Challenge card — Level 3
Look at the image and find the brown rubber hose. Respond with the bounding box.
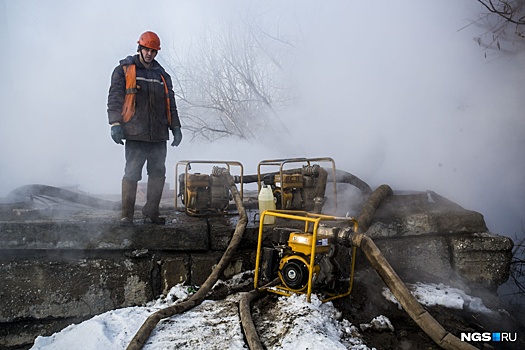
[126,169,247,350]
[351,184,477,350]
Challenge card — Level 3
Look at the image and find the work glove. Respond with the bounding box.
[171,126,182,147]
[111,124,124,145]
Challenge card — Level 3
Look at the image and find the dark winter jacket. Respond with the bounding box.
[107,55,181,142]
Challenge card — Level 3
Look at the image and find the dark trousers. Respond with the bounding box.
[123,140,167,182]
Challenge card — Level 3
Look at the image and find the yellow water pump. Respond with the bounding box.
[254,210,358,302]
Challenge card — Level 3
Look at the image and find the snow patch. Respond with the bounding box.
[31,281,497,349]
[360,315,394,333]
[32,307,153,350]
[254,293,372,350]
[31,288,373,350]
[382,282,494,314]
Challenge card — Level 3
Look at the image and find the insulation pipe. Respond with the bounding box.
[126,168,247,350]
[7,184,120,210]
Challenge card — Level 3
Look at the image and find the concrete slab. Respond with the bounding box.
[451,232,514,286]
[366,191,488,238]
[0,188,515,349]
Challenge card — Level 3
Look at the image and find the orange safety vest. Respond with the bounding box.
[120,64,172,126]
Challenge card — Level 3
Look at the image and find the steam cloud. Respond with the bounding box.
[0,0,523,239]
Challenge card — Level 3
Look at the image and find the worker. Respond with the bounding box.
[107,31,182,226]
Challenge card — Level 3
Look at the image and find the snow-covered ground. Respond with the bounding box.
[30,279,495,350]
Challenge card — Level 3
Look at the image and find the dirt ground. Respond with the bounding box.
[331,268,525,350]
[214,269,525,350]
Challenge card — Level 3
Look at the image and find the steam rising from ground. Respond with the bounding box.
[0,0,523,238]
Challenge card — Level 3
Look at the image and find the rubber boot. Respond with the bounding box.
[121,179,138,226]
[142,176,166,225]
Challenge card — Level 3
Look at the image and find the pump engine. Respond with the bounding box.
[255,211,357,302]
[257,157,337,214]
[178,172,231,214]
[262,165,326,212]
[176,161,243,216]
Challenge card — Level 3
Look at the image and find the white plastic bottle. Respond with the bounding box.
[258,184,276,224]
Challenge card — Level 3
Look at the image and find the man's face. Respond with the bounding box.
[141,47,158,63]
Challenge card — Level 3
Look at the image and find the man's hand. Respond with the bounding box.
[171,126,182,147]
[111,124,124,145]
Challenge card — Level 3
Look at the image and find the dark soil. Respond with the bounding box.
[332,268,525,350]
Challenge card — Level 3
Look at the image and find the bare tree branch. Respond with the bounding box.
[477,0,525,25]
[472,0,525,53]
[162,15,299,141]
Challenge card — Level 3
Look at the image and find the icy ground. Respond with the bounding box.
[30,278,495,350]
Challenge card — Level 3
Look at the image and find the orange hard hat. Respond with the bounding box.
[137,31,161,51]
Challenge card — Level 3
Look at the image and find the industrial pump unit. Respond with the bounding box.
[254,210,358,302]
[175,160,244,216]
[175,157,337,216]
[257,157,337,214]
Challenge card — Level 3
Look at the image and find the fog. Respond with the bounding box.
[0,0,523,238]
